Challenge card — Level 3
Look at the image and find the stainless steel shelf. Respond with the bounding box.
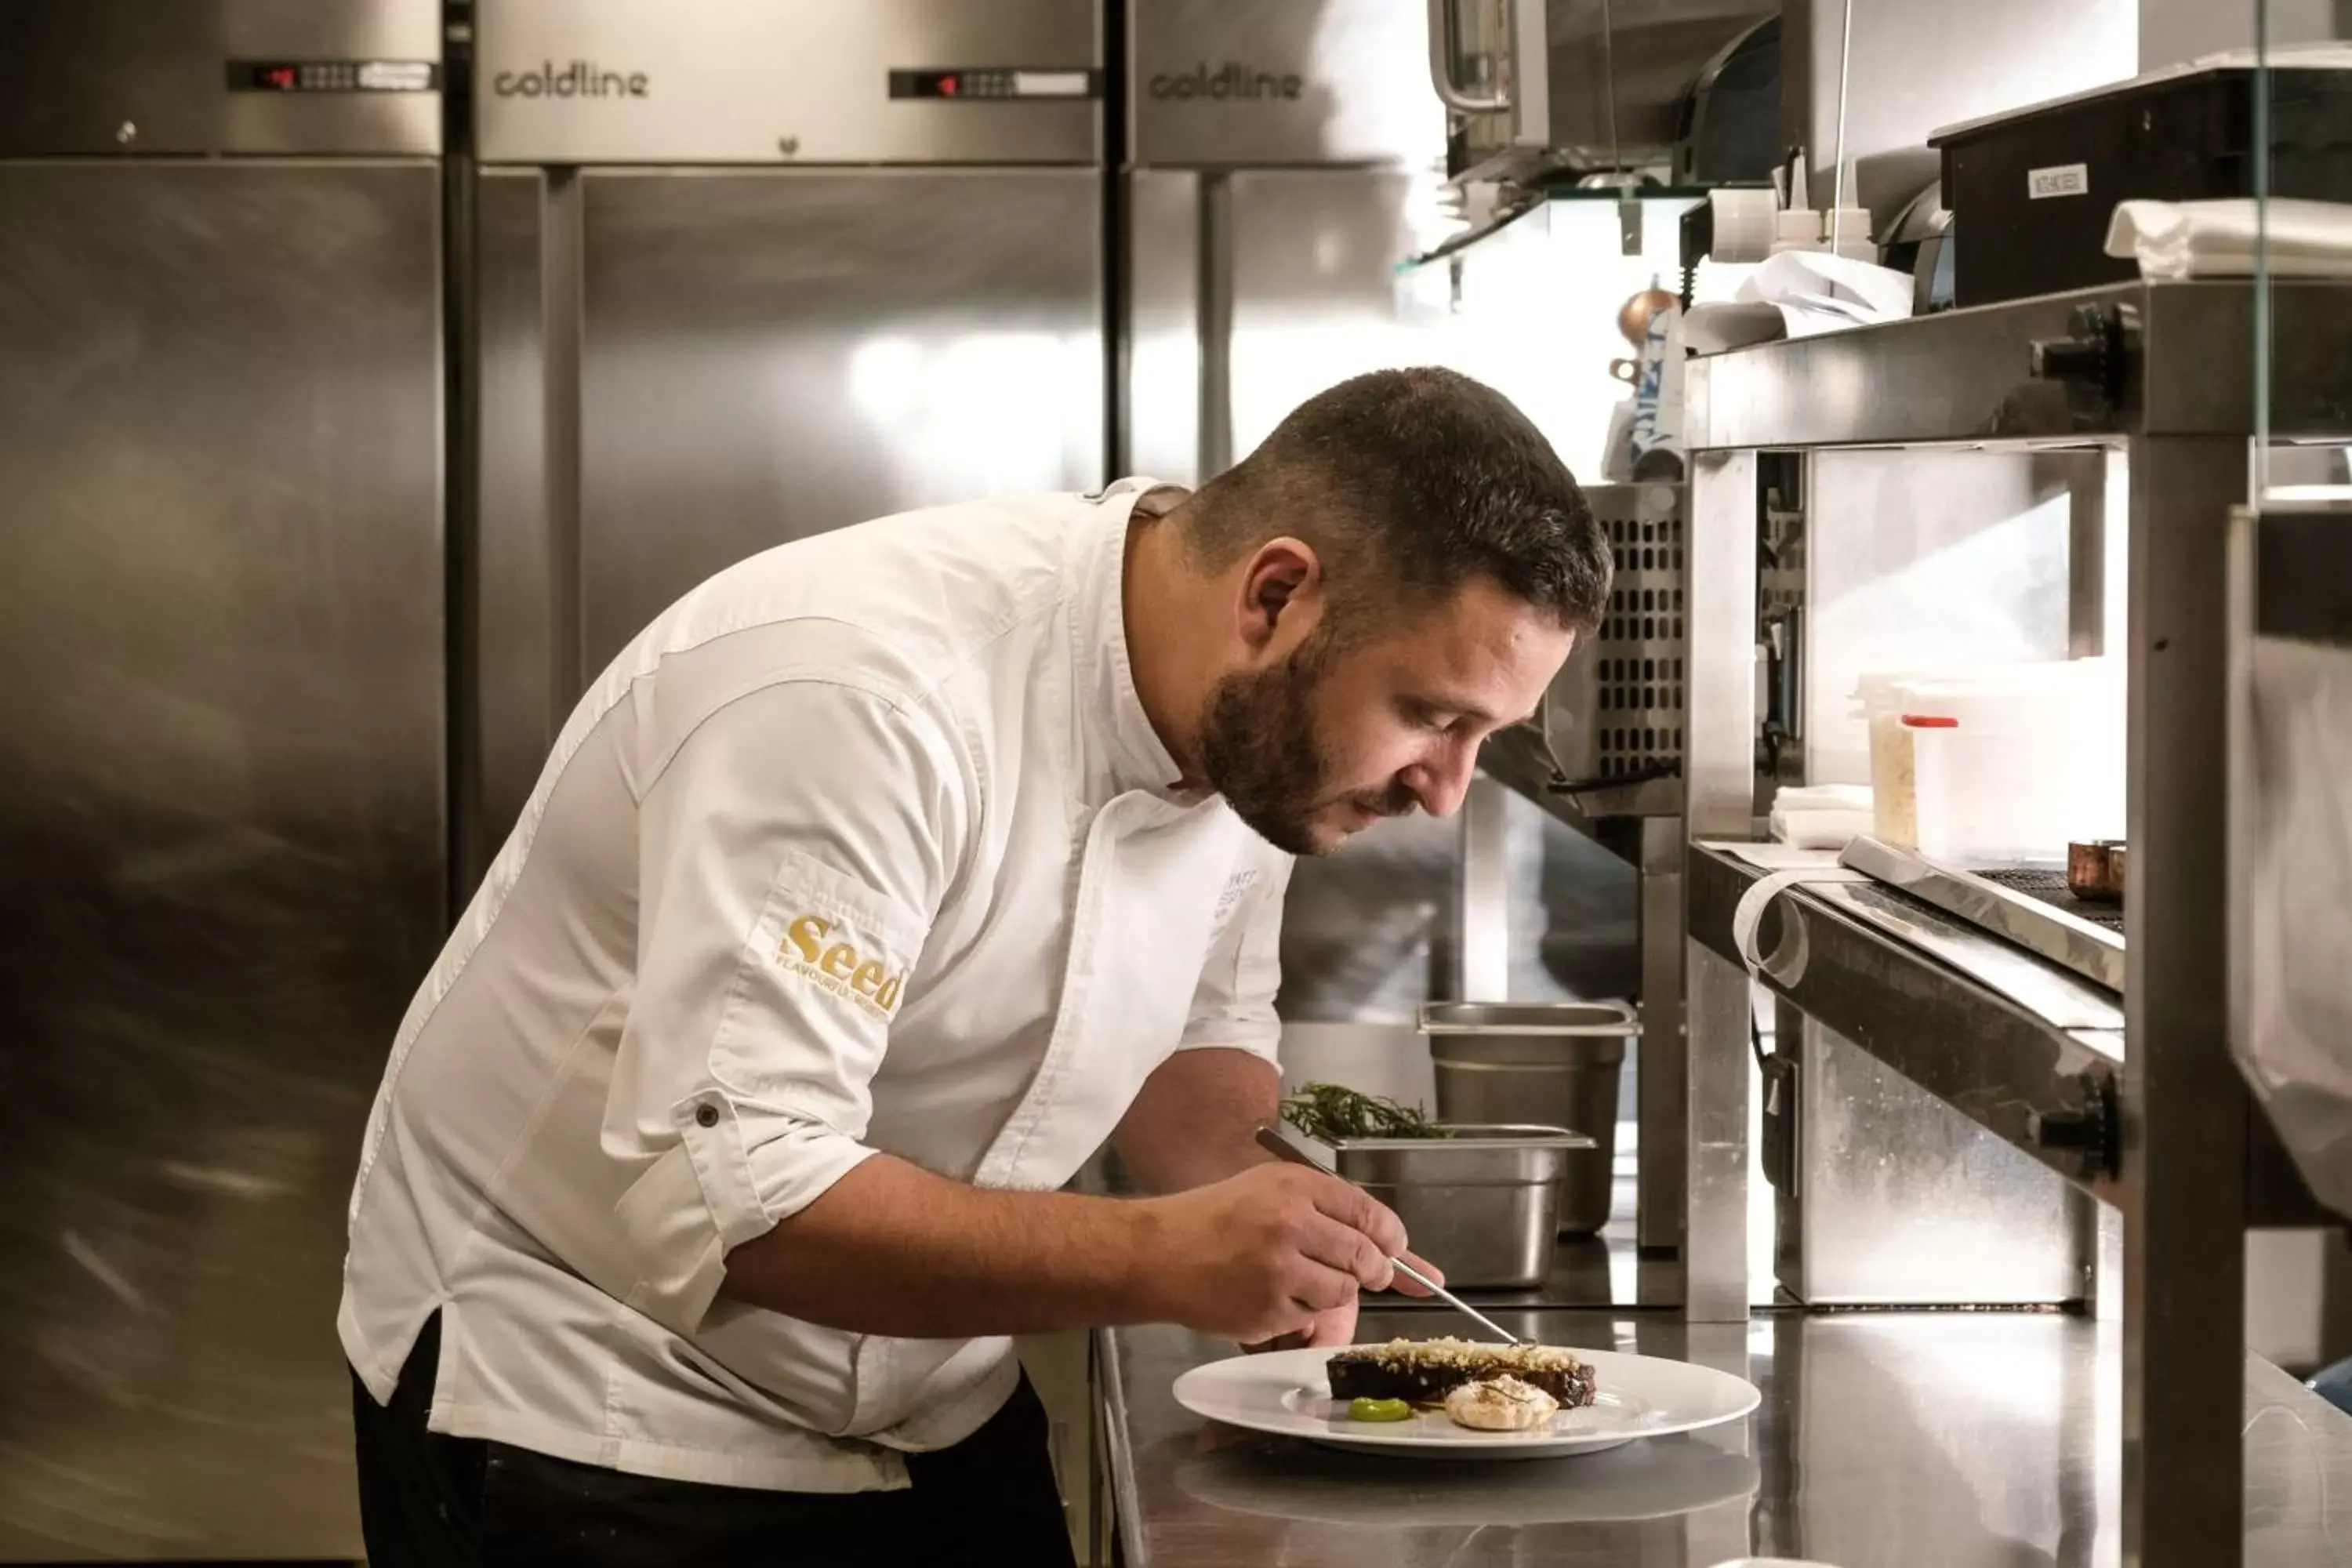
[1687,278,2352,451]
[1688,843,2123,1198]
[1689,843,2336,1229]
[1840,834,2125,993]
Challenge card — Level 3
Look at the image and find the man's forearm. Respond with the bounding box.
[1111,1047,1281,1193]
[720,1153,1166,1338]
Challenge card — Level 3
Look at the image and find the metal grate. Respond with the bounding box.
[1975,867,2128,934]
[1519,484,1689,810]
[1586,498,1687,779]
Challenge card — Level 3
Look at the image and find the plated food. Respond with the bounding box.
[1329,1338,1598,1431]
[1171,1342,1761,1461]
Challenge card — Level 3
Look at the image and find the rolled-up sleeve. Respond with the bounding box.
[607,675,967,1334]
[1174,849,1293,1065]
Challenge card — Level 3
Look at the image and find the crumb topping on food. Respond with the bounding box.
[1331,1337,1589,1375]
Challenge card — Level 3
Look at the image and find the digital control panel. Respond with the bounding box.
[887,67,1098,101]
[227,60,438,93]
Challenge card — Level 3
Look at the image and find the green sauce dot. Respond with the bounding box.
[1347,1396,1413,1422]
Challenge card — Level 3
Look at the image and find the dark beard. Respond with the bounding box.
[1199,639,1413,855]
[1200,649,1327,855]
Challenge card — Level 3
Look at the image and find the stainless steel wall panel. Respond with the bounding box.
[0,158,443,1561]
[1796,448,2083,787]
[476,0,1100,166]
[0,0,441,158]
[1778,1015,2085,1305]
[1129,0,1444,168]
[574,166,1105,676]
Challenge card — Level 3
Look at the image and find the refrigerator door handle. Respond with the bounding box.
[1426,0,1551,146]
[1425,0,1508,114]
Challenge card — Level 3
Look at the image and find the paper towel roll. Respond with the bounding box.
[1709,187,1777,265]
[1730,866,1866,984]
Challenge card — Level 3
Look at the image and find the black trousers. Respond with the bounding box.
[352,1314,1079,1567]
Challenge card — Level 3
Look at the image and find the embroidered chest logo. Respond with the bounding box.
[778,913,906,1020]
[1214,869,1259,924]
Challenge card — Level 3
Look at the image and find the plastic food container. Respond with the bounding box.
[1857,672,1931,846]
[1898,663,2125,866]
[1418,1002,1638,1236]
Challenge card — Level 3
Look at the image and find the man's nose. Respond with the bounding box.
[1407,733,1482,818]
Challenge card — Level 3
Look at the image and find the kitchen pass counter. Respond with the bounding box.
[1098,1305,2352,1567]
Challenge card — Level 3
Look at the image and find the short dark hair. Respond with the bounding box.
[1178,367,1610,635]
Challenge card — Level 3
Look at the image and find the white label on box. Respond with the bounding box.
[2028,162,2090,200]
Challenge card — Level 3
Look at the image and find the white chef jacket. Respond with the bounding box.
[339,478,1292,1492]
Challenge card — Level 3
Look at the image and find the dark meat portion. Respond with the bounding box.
[1327,1339,1598,1410]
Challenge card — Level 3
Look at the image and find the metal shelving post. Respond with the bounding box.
[1682,450,1759,1327]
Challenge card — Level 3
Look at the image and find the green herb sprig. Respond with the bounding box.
[1279,1081,1444,1143]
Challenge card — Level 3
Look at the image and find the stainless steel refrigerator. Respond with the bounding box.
[467,0,1108,867]
[1123,0,1450,484]
[0,2,446,1558]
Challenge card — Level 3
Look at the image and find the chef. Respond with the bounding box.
[340,366,1610,1564]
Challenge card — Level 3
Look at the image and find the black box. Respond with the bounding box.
[1931,64,2352,308]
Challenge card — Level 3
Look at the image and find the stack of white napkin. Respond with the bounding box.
[2105,197,2352,279]
[1767,783,1876,851]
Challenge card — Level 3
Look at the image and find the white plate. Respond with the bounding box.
[1171,1345,1761,1461]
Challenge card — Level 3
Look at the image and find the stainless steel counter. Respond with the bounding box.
[1099,1305,2352,1567]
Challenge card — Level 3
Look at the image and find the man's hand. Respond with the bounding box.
[1134,1162,1425,1346]
[719,1116,1440,1343]
[1243,1245,1445,1352]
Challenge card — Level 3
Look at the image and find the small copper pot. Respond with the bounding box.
[2067,840,2125,902]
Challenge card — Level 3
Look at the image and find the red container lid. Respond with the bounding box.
[1900,713,1960,728]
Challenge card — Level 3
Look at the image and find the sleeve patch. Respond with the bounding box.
[773,908,912,1020]
[752,848,923,1025]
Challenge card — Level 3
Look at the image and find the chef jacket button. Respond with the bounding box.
[695,1103,719,1128]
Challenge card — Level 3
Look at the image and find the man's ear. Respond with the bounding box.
[1236,538,1321,653]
